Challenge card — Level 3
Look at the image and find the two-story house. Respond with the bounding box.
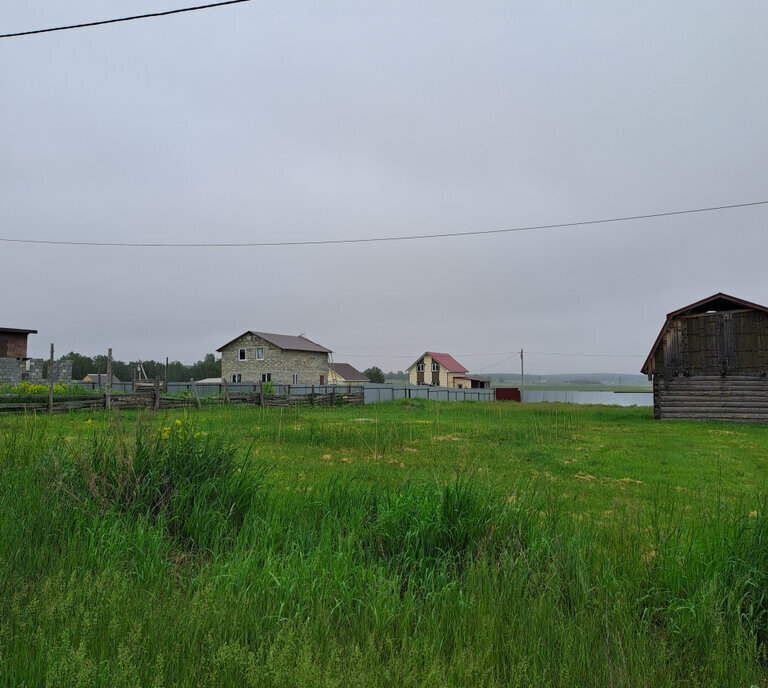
[407,351,490,389]
[217,331,331,385]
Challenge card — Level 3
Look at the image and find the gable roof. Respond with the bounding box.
[408,351,468,373]
[217,331,331,354]
[329,362,369,382]
[641,292,768,374]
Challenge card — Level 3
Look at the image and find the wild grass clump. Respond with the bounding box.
[371,479,510,578]
[58,415,260,552]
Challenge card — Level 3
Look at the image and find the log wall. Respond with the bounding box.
[654,375,768,423]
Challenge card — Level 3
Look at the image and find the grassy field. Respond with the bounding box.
[2,401,768,687]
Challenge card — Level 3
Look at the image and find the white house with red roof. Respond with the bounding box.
[407,352,490,389]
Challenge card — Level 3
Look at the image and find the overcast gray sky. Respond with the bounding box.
[2,1,767,375]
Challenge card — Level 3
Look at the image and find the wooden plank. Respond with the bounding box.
[190,378,201,409]
[106,348,112,410]
[48,343,54,413]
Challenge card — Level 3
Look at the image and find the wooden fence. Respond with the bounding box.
[0,385,365,415]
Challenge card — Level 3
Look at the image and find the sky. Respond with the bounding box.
[2,0,767,376]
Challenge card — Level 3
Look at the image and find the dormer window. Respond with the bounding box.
[417,363,425,372]
[432,363,440,372]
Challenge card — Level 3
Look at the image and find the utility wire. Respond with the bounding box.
[1,199,766,248]
[337,351,645,359]
[0,0,252,39]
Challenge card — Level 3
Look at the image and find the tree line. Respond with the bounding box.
[45,352,221,383]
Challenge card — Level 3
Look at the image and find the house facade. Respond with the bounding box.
[641,293,768,422]
[408,352,491,389]
[217,331,331,386]
[328,363,369,385]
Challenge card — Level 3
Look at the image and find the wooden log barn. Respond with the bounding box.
[641,293,768,423]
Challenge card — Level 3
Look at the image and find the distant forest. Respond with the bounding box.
[45,352,221,383]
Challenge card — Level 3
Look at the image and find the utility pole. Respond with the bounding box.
[520,348,524,401]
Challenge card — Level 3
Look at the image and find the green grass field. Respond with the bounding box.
[2,401,767,687]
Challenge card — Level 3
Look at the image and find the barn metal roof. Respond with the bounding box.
[641,292,768,375]
[217,331,331,353]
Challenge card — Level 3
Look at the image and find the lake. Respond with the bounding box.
[522,390,653,406]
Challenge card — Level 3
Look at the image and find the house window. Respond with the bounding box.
[417,363,425,372]
[261,373,271,383]
[256,347,264,360]
[292,373,299,385]
[238,348,246,361]
[432,363,440,372]
[232,373,241,383]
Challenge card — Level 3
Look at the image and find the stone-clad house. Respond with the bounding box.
[217,331,331,385]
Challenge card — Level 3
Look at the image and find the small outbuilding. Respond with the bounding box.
[0,327,37,359]
[641,293,768,422]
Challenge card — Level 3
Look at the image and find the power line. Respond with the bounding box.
[1,199,766,248]
[337,351,645,360]
[0,0,253,39]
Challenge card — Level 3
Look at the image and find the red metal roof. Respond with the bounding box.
[426,352,468,373]
[641,292,768,375]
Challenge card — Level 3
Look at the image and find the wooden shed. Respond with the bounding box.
[641,293,768,422]
[0,327,37,359]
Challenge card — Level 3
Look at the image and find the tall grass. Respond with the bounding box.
[1,406,767,686]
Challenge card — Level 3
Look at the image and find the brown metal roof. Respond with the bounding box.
[329,362,369,381]
[217,331,331,353]
[641,292,768,375]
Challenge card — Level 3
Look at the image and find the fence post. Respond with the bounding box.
[311,385,315,405]
[105,348,112,410]
[331,385,335,406]
[223,378,230,403]
[259,381,264,407]
[48,343,54,413]
[153,378,160,411]
[190,378,201,409]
